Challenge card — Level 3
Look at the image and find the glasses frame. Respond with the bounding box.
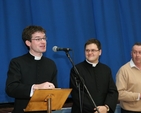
[31,37,47,42]
[85,49,100,53]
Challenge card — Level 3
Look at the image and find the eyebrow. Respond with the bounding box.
[34,36,46,38]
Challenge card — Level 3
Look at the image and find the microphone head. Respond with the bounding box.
[52,46,58,52]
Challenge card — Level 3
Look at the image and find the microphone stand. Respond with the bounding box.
[65,51,100,113]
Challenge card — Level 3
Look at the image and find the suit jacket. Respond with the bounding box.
[6,53,57,113]
[70,60,118,113]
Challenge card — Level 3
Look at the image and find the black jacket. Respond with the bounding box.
[70,60,118,113]
[6,53,57,113]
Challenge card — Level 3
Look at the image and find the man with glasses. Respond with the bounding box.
[116,42,141,113]
[5,25,58,113]
[70,38,118,113]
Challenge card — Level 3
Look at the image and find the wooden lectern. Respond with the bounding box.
[24,88,72,113]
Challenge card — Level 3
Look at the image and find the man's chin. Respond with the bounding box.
[87,59,97,63]
[40,50,46,53]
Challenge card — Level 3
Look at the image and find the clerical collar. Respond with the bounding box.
[29,51,42,60]
[86,59,98,67]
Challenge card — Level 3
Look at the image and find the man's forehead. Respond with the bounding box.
[132,45,141,50]
[32,32,45,37]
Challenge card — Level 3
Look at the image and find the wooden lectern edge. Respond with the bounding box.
[24,88,72,112]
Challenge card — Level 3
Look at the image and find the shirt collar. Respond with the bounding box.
[130,59,135,67]
[29,51,42,60]
[130,59,140,70]
[86,59,98,67]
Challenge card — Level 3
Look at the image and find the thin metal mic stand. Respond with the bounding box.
[65,51,100,113]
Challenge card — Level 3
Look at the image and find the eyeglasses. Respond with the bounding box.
[31,37,47,42]
[85,49,99,53]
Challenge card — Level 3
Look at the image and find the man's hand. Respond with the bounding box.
[94,105,108,113]
[33,82,55,90]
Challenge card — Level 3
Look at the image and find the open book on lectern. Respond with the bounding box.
[24,88,72,112]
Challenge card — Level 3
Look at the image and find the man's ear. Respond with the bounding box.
[25,40,31,47]
[99,49,102,56]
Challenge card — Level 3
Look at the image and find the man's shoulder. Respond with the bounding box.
[75,61,110,68]
[41,56,56,65]
[98,62,111,69]
[75,60,86,66]
[42,56,54,62]
[119,62,130,69]
[11,53,28,61]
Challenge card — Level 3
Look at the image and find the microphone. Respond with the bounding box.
[52,46,72,52]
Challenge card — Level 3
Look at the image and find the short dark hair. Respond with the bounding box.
[22,25,46,43]
[84,38,101,50]
[134,42,141,46]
